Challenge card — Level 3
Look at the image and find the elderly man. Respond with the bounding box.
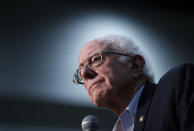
[73,34,194,131]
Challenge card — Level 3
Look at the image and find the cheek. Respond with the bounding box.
[100,62,130,88]
[98,69,113,87]
[99,64,119,84]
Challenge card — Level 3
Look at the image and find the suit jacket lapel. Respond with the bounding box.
[134,82,156,131]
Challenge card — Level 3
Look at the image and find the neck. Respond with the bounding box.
[108,78,147,116]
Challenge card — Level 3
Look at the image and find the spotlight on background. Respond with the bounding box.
[56,11,171,106]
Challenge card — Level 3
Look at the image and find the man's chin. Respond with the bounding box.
[90,91,108,107]
[94,103,105,107]
[92,98,106,107]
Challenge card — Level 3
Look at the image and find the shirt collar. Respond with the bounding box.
[126,84,145,117]
[113,84,145,131]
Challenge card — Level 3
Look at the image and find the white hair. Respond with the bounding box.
[93,34,155,82]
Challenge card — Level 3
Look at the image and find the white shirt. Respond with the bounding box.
[113,84,145,131]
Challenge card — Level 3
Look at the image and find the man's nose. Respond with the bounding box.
[82,66,97,80]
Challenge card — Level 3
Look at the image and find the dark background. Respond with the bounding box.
[0,1,193,131]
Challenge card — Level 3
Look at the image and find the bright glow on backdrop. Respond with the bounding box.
[1,10,174,107]
[52,11,172,106]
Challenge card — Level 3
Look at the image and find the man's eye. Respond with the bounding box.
[89,54,105,68]
[91,55,101,63]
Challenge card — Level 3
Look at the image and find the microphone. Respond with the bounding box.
[81,115,100,131]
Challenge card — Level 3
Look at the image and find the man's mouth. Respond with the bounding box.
[89,79,105,93]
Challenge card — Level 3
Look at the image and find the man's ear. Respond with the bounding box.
[128,55,145,78]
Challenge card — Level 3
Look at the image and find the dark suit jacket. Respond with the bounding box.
[134,63,194,131]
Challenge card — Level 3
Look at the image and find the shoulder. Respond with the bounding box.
[143,63,194,130]
[155,63,194,100]
[158,63,194,85]
[156,63,194,104]
[167,63,194,74]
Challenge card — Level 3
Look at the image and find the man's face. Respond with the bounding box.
[78,41,133,107]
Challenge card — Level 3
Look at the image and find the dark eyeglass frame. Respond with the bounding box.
[73,51,132,85]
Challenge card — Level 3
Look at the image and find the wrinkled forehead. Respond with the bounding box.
[78,40,112,65]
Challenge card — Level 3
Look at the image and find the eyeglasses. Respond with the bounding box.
[73,51,132,84]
